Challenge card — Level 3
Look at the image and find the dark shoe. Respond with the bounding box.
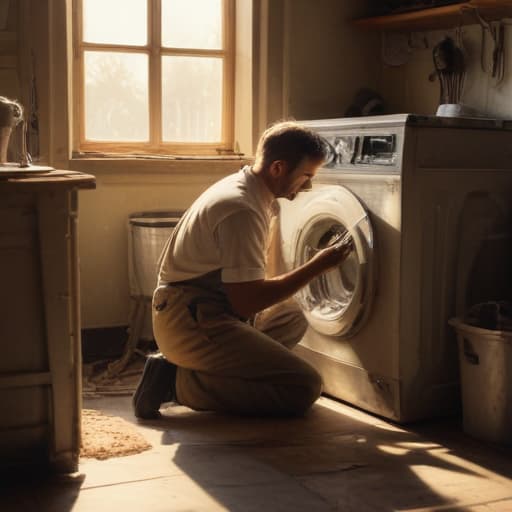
[132,353,177,419]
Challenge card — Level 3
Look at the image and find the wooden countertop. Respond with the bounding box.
[0,169,96,190]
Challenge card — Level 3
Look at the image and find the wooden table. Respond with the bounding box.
[0,170,95,473]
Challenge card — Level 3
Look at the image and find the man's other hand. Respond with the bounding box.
[309,239,354,273]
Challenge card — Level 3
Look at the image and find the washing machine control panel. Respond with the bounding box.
[322,133,398,168]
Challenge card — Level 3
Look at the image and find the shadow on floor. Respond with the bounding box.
[0,471,84,512]
[138,398,512,512]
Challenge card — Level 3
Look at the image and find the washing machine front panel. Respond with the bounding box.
[291,186,376,338]
[277,118,406,419]
[278,176,402,375]
[277,177,402,420]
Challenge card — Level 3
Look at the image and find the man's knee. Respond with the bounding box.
[255,300,309,349]
[284,366,323,416]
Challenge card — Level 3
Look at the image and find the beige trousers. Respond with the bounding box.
[152,284,322,416]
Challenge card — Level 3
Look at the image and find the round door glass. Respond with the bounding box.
[295,217,360,321]
[285,185,376,338]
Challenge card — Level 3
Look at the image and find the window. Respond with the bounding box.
[73,0,235,156]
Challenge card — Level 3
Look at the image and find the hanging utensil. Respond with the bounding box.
[430,37,466,105]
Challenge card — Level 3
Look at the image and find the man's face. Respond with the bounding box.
[275,157,323,201]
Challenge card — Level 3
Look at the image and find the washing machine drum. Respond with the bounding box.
[292,186,376,337]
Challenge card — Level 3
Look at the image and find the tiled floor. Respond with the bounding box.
[2,396,512,511]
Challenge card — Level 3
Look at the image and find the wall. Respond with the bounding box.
[0,0,52,168]
[252,0,380,138]
[20,0,380,329]
[0,1,19,101]
[69,8,512,328]
[74,0,255,328]
[75,0,380,329]
[285,1,380,120]
[379,22,512,117]
[24,0,253,329]
[0,0,24,161]
[234,0,253,156]
[72,160,247,328]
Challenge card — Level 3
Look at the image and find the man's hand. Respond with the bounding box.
[223,239,354,318]
[309,238,354,273]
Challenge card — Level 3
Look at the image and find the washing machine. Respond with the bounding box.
[276,114,512,423]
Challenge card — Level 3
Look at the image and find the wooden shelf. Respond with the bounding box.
[353,0,512,32]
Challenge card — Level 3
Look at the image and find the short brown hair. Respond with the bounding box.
[254,121,326,172]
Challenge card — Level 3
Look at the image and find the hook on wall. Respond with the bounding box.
[460,5,507,85]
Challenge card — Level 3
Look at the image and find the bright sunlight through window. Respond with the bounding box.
[75,0,234,155]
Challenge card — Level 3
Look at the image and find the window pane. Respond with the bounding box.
[162,0,222,49]
[84,52,149,142]
[162,56,223,143]
[83,0,147,45]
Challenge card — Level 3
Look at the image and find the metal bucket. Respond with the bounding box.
[449,318,512,445]
[128,211,182,340]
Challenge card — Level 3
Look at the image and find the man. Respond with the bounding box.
[132,121,353,419]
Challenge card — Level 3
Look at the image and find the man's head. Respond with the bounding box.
[253,121,326,201]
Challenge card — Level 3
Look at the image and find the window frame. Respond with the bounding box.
[72,0,235,156]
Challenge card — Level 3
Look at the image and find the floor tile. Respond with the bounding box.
[3,394,512,512]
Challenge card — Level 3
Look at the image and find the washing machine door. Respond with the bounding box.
[292,186,376,337]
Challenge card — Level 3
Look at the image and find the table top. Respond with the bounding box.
[0,169,96,189]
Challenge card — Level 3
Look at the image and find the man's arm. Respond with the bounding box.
[223,242,353,318]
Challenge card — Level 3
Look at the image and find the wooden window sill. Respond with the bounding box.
[68,155,253,177]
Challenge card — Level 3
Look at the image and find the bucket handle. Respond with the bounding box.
[463,338,479,365]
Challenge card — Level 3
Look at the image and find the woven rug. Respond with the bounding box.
[80,409,151,460]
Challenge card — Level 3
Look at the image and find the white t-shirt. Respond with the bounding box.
[158,166,277,285]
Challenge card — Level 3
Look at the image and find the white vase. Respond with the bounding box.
[436,103,480,118]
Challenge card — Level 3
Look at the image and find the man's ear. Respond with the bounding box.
[268,160,287,178]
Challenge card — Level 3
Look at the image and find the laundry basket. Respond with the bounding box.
[129,211,182,340]
[449,318,512,445]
